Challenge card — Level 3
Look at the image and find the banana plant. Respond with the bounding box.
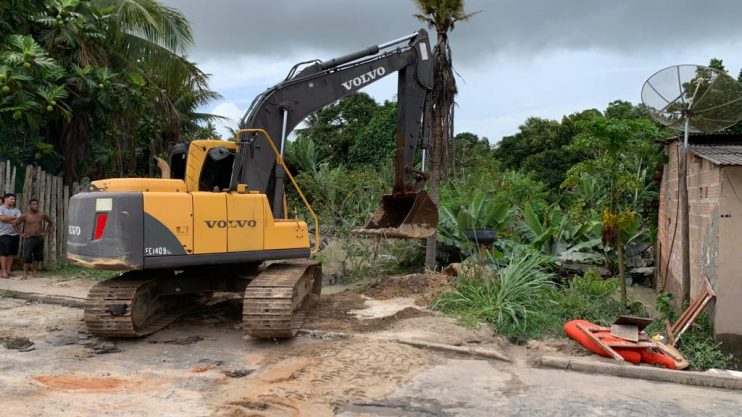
[517,203,605,264]
[438,191,514,255]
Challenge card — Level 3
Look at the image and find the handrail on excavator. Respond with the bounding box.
[234,128,321,254]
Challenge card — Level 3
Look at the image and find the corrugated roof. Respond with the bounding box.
[689,144,742,166]
[657,132,742,145]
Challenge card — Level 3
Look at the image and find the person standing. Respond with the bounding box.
[15,198,53,279]
[0,193,22,278]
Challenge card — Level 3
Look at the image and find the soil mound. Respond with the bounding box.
[363,273,454,306]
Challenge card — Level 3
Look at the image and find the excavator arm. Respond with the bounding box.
[228,30,437,238]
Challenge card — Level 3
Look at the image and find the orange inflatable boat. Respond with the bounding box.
[564,320,685,369]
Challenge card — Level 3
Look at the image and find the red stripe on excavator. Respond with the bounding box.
[93,212,108,240]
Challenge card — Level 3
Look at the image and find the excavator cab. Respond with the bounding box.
[168,143,188,180]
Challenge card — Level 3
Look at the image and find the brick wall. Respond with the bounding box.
[658,142,681,295]
[658,141,721,300]
[687,153,720,298]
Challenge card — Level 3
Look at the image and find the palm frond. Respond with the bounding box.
[96,0,193,53]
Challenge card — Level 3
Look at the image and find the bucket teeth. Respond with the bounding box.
[354,191,438,239]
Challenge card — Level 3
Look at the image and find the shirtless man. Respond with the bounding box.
[0,193,22,278]
[15,198,53,279]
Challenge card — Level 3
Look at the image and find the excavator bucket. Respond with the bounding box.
[355,191,438,239]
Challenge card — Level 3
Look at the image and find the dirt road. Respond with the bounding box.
[1,276,741,416]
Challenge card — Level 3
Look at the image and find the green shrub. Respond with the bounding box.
[433,249,556,342]
[644,293,735,370]
[677,313,737,371]
[552,271,637,326]
[434,265,650,343]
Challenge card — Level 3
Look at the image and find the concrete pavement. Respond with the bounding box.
[338,358,742,417]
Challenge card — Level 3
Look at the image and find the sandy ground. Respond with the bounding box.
[0,273,521,417]
[2,273,737,417]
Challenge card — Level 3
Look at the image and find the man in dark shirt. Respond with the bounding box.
[16,198,53,279]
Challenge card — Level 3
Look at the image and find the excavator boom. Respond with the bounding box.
[230,29,438,238]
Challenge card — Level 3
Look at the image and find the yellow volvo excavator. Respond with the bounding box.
[67,29,438,339]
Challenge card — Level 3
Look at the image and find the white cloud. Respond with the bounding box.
[209,101,244,138]
[165,1,742,143]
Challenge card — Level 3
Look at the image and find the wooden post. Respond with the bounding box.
[38,171,47,268]
[0,161,6,193]
[37,169,46,214]
[56,176,63,266]
[20,165,33,208]
[45,172,53,267]
[9,165,16,193]
[63,185,70,261]
[48,175,58,266]
[2,160,11,193]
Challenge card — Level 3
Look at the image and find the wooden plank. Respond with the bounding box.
[665,319,675,346]
[48,175,58,266]
[56,176,63,265]
[6,161,11,192]
[20,165,33,208]
[34,169,41,201]
[602,341,655,349]
[576,324,624,361]
[654,341,686,363]
[0,161,6,193]
[46,173,52,214]
[45,172,52,266]
[37,169,46,216]
[40,172,48,269]
[63,185,70,260]
[611,324,639,342]
[3,161,9,192]
[9,164,16,193]
[675,292,713,345]
[7,161,13,192]
[671,290,706,334]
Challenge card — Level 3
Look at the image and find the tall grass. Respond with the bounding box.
[433,249,556,335]
[434,259,648,343]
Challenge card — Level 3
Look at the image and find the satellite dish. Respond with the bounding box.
[641,65,742,306]
[641,64,742,138]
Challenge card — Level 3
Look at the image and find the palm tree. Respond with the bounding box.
[413,0,477,269]
[36,0,218,180]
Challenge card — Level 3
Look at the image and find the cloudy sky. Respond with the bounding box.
[161,0,742,142]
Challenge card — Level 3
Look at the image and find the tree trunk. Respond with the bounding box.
[425,103,445,270]
[60,112,90,184]
[424,31,456,271]
[617,242,627,304]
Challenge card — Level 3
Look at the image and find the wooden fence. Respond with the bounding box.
[0,160,84,268]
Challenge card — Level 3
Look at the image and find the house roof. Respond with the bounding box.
[689,144,742,166]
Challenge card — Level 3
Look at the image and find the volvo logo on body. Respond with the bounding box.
[205,220,257,229]
[341,67,386,90]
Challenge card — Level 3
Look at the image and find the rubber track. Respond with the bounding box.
[84,273,185,338]
[243,260,321,338]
